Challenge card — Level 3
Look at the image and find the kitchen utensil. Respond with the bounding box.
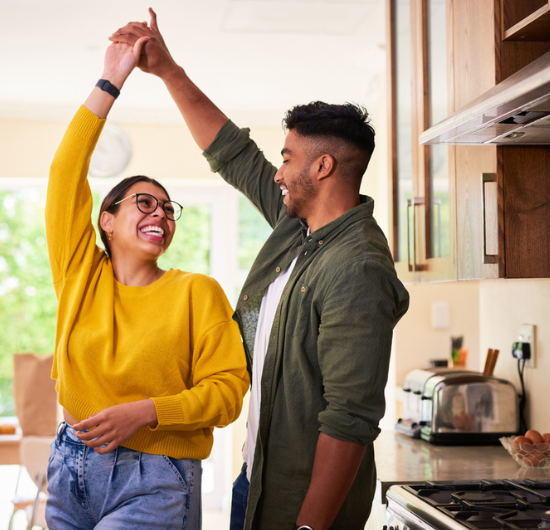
[483,348,500,376]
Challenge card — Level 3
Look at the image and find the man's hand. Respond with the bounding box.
[72,400,158,455]
[110,8,177,79]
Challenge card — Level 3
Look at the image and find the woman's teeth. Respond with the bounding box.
[141,226,164,236]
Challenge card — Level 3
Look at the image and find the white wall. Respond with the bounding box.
[479,279,550,432]
[392,280,481,386]
[391,278,550,434]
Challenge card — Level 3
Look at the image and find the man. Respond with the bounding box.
[112,10,409,530]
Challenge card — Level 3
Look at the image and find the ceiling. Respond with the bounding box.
[0,0,386,125]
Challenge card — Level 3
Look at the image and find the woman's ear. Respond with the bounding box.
[100,211,114,233]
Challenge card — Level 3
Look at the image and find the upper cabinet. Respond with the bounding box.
[388,0,550,281]
[387,0,455,283]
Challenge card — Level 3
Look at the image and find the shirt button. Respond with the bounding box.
[276,267,281,273]
[243,295,248,301]
[301,286,306,292]
[319,240,323,245]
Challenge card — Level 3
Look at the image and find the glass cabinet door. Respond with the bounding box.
[388,0,455,281]
[425,0,454,278]
[389,0,415,280]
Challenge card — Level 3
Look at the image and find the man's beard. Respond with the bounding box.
[285,166,316,218]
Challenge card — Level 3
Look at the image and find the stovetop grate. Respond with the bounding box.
[390,479,550,530]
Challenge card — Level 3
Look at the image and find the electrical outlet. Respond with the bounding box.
[518,324,536,368]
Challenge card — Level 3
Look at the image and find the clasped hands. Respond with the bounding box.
[108,8,176,79]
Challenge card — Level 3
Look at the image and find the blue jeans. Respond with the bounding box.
[46,422,201,529]
[229,462,249,530]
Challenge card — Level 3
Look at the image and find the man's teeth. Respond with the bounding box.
[282,189,289,196]
[141,226,164,236]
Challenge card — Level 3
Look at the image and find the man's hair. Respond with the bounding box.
[283,102,375,183]
[98,175,171,257]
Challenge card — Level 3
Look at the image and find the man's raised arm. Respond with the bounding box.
[110,8,227,150]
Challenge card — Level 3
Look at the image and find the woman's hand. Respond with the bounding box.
[84,34,150,119]
[72,399,158,455]
[102,36,150,90]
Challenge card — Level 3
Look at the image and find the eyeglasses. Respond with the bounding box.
[114,193,183,221]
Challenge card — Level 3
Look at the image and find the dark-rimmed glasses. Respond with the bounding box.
[114,193,183,221]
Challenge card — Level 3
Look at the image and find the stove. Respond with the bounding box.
[386,479,550,530]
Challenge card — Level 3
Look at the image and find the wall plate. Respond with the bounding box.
[518,324,535,368]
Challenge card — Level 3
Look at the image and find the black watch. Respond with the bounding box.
[96,79,121,99]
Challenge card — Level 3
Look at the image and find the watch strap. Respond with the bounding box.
[96,79,121,99]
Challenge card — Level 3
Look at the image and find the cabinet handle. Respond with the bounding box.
[407,197,427,272]
[482,173,498,264]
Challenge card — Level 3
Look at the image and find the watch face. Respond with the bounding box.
[89,123,132,178]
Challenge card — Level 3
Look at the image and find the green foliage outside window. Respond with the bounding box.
[0,190,57,415]
[238,196,272,271]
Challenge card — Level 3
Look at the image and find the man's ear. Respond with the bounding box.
[100,211,114,233]
[315,154,336,181]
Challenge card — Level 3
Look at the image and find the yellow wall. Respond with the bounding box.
[0,116,284,181]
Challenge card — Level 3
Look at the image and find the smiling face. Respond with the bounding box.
[100,181,176,261]
[274,130,317,219]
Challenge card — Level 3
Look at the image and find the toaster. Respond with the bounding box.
[396,368,519,445]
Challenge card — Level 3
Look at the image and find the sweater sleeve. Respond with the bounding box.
[203,120,284,229]
[46,106,106,291]
[150,275,250,431]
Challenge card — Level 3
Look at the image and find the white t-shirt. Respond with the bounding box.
[242,255,298,481]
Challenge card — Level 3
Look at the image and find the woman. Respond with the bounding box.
[45,35,249,529]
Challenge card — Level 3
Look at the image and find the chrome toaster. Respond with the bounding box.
[397,368,519,445]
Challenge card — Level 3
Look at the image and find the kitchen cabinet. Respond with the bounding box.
[448,0,550,279]
[387,0,456,283]
[388,0,550,281]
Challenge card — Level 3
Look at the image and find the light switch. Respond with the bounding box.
[431,301,450,329]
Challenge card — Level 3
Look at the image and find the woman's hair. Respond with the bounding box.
[98,175,171,257]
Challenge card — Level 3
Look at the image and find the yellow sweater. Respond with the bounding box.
[46,106,249,459]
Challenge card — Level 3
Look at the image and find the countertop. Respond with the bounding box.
[373,430,550,503]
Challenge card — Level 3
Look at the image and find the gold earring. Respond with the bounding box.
[107,231,112,241]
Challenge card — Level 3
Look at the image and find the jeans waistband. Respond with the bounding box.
[55,421,84,444]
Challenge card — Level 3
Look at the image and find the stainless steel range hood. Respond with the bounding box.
[420,50,550,145]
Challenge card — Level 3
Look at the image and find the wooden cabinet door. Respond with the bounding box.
[448,0,550,279]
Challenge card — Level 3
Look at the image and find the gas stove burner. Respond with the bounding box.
[455,492,498,502]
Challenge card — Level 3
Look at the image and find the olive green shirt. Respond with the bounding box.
[204,120,409,530]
